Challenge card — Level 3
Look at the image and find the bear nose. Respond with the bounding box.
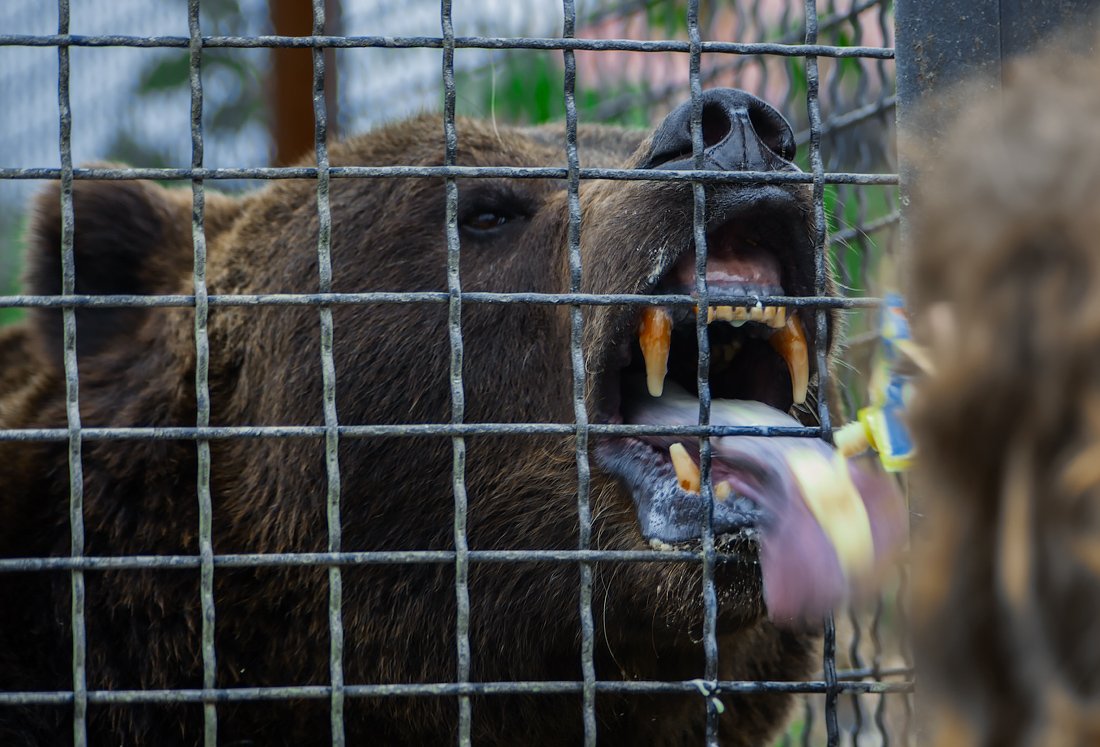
[643,88,797,172]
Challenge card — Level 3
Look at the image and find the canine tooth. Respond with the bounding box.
[769,306,787,329]
[669,443,701,493]
[638,307,673,397]
[695,304,720,325]
[714,481,733,500]
[769,311,809,405]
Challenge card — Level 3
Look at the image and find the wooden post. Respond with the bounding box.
[269,0,341,166]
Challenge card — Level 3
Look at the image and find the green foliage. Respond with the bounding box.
[105,0,267,168]
[645,0,689,37]
[457,53,654,129]
[774,715,806,745]
[140,53,192,93]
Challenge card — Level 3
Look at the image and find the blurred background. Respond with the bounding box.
[0,1,905,743]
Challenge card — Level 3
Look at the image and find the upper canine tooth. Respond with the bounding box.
[769,311,809,405]
[669,443,701,493]
[638,307,673,397]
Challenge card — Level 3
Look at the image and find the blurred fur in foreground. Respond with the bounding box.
[908,42,1100,746]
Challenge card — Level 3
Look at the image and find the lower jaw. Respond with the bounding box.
[593,437,764,544]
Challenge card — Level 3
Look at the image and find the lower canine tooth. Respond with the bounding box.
[638,307,672,397]
[769,311,809,405]
[715,481,732,500]
[669,443,701,493]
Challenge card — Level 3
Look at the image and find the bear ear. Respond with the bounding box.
[25,177,192,368]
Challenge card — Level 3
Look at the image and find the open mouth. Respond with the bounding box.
[593,197,906,623]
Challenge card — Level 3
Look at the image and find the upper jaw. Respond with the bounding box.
[591,188,820,427]
[642,185,817,301]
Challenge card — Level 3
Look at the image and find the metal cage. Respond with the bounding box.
[0,1,915,745]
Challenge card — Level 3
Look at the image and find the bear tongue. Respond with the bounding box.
[627,390,907,624]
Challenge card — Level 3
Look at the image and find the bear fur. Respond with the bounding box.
[908,42,1100,746]
[0,111,820,745]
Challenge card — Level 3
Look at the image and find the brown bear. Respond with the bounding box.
[908,43,1100,746]
[0,88,902,745]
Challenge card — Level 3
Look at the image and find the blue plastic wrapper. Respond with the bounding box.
[836,292,920,472]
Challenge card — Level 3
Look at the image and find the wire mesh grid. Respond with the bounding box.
[0,1,910,745]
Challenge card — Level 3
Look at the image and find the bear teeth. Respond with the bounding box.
[638,306,673,397]
[669,445,733,499]
[768,311,809,406]
[636,305,807,405]
[669,443,701,493]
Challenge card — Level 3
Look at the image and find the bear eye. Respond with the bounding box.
[463,211,511,232]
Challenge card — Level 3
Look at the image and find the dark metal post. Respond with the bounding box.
[896,0,1100,271]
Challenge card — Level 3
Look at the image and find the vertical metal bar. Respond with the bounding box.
[897,560,914,745]
[560,1,596,744]
[847,606,865,745]
[801,695,816,747]
[686,2,719,744]
[439,2,470,744]
[187,1,217,744]
[56,1,86,744]
[803,2,839,746]
[310,1,345,744]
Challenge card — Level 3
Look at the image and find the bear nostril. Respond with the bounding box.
[701,102,732,150]
[747,103,796,162]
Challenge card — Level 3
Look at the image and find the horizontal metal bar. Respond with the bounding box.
[0,679,913,706]
[0,34,894,58]
[0,549,712,573]
[832,665,914,682]
[0,165,899,185]
[0,291,883,310]
[0,422,821,443]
